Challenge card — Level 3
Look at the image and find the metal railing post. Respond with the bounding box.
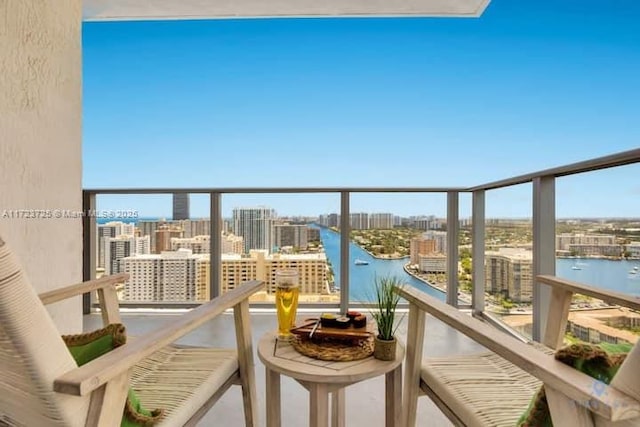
[471,190,485,315]
[340,191,350,313]
[210,192,222,299]
[82,191,97,314]
[446,191,459,307]
[532,176,556,341]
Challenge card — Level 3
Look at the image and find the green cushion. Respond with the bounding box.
[62,323,126,366]
[62,324,163,426]
[517,342,632,427]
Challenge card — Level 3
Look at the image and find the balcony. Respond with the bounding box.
[82,148,640,343]
[2,2,640,425]
[83,309,484,426]
[74,149,640,425]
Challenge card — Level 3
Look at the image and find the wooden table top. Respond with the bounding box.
[257,332,404,384]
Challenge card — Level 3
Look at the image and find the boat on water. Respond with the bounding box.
[571,264,582,270]
[354,259,369,266]
[630,266,639,275]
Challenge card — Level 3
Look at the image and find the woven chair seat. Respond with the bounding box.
[130,345,238,426]
[421,352,541,427]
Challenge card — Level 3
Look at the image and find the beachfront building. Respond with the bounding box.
[567,244,623,257]
[418,253,447,274]
[369,213,394,229]
[556,233,617,254]
[485,248,533,303]
[626,242,640,258]
[410,238,437,265]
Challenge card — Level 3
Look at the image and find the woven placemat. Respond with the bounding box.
[290,335,374,361]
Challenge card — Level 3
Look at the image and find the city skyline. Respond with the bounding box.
[84,1,640,217]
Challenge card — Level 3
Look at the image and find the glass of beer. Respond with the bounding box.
[275,269,300,340]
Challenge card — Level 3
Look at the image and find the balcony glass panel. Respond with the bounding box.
[347,192,449,304]
[95,193,209,304]
[484,184,533,338]
[221,192,339,305]
[556,165,640,347]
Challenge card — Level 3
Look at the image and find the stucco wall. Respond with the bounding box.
[0,0,83,333]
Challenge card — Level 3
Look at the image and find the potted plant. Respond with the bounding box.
[370,275,404,361]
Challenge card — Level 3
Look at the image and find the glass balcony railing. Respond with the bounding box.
[83,148,640,344]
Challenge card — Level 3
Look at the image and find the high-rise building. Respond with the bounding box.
[274,224,309,249]
[180,219,210,238]
[349,213,369,230]
[232,207,276,253]
[154,226,183,253]
[172,193,190,220]
[307,227,320,243]
[328,213,339,228]
[409,238,437,265]
[485,248,533,303]
[411,215,444,230]
[121,248,328,302]
[369,213,394,229]
[171,235,210,254]
[121,249,206,302]
[137,220,165,253]
[423,230,447,253]
[96,221,137,268]
[104,235,150,275]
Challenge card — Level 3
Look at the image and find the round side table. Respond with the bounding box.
[257,332,404,427]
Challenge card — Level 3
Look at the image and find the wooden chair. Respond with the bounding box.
[0,235,263,427]
[398,275,640,427]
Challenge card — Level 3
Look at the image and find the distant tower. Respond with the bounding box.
[232,207,276,254]
[173,193,190,220]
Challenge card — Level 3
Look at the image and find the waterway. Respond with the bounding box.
[318,227,640,302]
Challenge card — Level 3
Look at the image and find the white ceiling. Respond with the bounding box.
[83,0,491,21]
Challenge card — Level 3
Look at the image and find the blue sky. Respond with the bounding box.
[83,0,640,218]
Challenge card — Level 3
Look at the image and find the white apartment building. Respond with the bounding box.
[556,233,617,251]
[233,207,277,253]
[104,235,150,275]
[485,248,533,303]
[121,249,208,302]
[626,242,640,258]
[568,244,622,257]
[369,213,394,229]
[350,213,369,230]
[121,248,328,302]
[418,253,447,274]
